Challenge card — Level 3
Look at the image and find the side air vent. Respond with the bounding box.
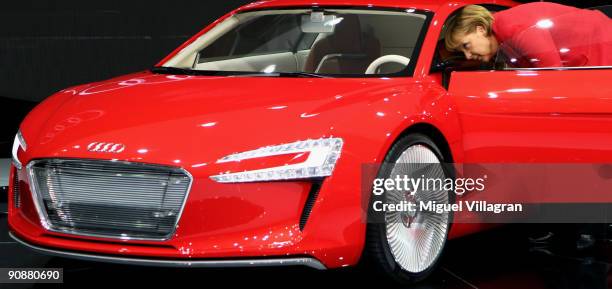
[299,180,323,231]
[13,172,20,208]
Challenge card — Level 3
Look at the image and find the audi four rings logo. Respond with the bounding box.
[87,142,126,153]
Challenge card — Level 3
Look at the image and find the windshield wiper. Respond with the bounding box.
[226,73,281,77]
[151,67,329,78]
[150,66,196,75]
[226,72,328,78]
[277,72,328,78]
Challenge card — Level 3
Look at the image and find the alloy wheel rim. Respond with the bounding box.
[384,144,450,273]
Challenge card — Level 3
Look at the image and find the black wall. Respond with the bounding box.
[1,0,252,102]
[0,0,610,156]
[2,1,608,102]
[0,0,251,155]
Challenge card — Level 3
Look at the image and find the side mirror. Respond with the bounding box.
[430,59,455,73]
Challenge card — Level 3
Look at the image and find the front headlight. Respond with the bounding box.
[12,131,27,170]
[210,137,343,183]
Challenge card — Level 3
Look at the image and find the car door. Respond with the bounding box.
[446,10,612,163]
[433,3,612,221]
[448,68,612,163]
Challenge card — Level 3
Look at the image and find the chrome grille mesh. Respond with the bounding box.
[28,159,191,240]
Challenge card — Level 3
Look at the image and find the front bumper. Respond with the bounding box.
[8,153,366,269]
[9,231,326,269]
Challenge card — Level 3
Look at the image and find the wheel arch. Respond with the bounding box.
[395,122,454,164]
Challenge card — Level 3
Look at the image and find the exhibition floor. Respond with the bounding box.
[1,204,610,288]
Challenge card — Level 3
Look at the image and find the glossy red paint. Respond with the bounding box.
[10,74,463,268]
[16,0,612,271]
[449,69,612,163]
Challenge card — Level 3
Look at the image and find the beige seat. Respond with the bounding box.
[303,15,381,74]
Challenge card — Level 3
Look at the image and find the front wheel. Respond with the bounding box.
[365,133,453,284]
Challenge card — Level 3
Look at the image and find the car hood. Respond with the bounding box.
[22,71,408,167]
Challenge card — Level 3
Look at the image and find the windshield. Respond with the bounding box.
[160,8,428,77]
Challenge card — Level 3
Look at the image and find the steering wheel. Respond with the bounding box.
[365,55,411,74]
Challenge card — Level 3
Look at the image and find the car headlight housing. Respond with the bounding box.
[12,131,27,170]
[210,137,343,183]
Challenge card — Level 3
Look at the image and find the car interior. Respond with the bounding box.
[191,10,426,75]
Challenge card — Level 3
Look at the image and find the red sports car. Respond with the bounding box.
[8,0,612,283]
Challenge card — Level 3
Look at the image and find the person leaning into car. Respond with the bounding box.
[445,1,611,250]
[444,2,612,68]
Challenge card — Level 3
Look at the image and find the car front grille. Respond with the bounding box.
[27,159,192,241]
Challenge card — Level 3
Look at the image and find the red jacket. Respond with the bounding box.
[492,2,612,68]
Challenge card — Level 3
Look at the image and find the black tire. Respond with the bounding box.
[365,133,453,284]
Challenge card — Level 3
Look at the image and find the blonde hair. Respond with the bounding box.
[444,5,494,51]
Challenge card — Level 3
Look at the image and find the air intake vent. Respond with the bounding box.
[299,180,322,231]
[28,159,192,241]
[13,172,20,208]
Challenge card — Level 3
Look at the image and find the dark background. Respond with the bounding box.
[0,0,610,156]
[0,0,252,156]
